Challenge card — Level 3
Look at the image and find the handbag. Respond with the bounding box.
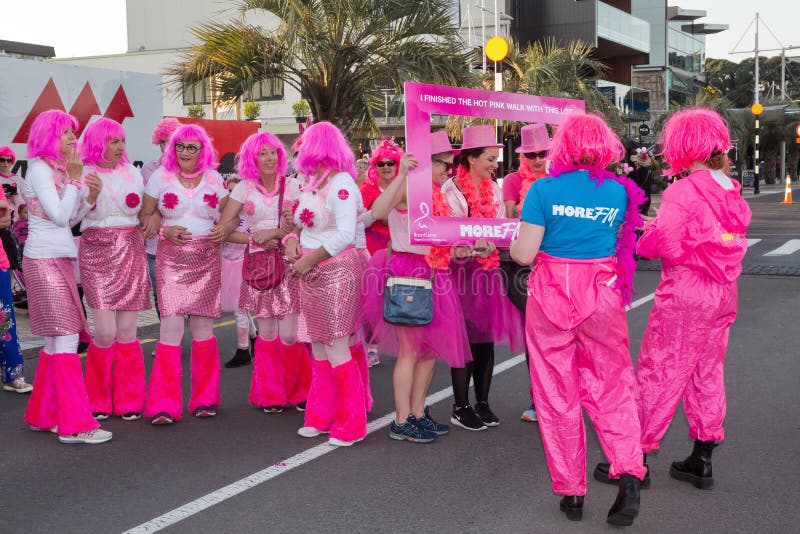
[382,243,435,326]
[242,176,286,291]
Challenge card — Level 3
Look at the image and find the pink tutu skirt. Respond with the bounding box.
[23,256,89,336]
[79,226,152,311]
[360,250,471,367]
[239,261,301,319]
[156,237,221,318]
[450,258,525,352]
[299,247,362,344]
[221,256,244,312]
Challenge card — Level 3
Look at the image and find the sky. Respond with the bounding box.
[1,0,797,61]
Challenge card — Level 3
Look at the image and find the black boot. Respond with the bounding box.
[593,454,651,488]
[224,348,252,368]
[559,496,584,521]
[606,474,640,526]
[669,440,716,489]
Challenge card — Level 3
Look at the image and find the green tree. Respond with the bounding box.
[169,0,474,136]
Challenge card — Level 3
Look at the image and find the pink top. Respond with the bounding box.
[388,209,429,255]
[637,169,751,284]
[502,171,523,202]
[80,163,145,231]
[231,177,299,254]
[145,168,229,236]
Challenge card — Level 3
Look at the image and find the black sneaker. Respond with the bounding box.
[450,404,487,431]
[474,401,499,427]
[389,416,437,443]
[413,406,450,435]
[295,402,306,412]
[225,348,251,368]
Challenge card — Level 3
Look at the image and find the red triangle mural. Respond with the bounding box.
[12,78,66,143]
[104,85,135,124]
[68,82,102,137]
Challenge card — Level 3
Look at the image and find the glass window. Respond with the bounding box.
[182,79,211,105]
[245,78,285,102]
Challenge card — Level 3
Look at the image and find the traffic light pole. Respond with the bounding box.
[754,117,760,195]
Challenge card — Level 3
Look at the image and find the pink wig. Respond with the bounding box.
[26,110,79,160]
[367,138,404,184]
[151,117,181,145]
[79,118,129,167]
[236,131,288,181]
[160,124,218,174]
[0,146,15,164]
[293,122,356,180]
[660,107,730,174]
[548,112,625,172]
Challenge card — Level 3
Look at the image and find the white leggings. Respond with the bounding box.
[311,336,352,367]
[234,310,257,349]
[257,313,299,345]
[159,315,214,346]
[91,309,139,348]
[44,334,80,354]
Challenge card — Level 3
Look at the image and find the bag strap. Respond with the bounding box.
[275,174,286,231]
[385,240,435,282]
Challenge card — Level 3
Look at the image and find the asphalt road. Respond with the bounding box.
[2,186,798,533]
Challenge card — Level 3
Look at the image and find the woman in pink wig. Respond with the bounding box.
[361,131,471,443]
[595,108,751,491]
[285,121,367,447]
[78,118,151,421]
[22,110,111,444]
[510,112,646,525]
[211,131,311,413]
[441,124,524,432]
[360,138,404,256]
[139,123,229,424]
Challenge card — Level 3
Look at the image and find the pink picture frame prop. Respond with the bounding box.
[404,82,585,246]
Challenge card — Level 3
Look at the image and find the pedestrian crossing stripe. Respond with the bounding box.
[763,239,800,257]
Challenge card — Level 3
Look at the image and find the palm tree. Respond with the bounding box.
[168,0,475,136]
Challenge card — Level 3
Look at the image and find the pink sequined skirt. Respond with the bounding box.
[79,226,151,311]
[239,258,301,319]
[156,237,221,318]
[299,247,362,344]
[23,256,89,336]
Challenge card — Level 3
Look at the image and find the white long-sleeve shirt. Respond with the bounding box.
[23,159,92,259]
[144,168,229,236]
[80,163,145,231]
[295,172,361,257]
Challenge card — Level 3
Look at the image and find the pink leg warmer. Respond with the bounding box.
[112,340,146,416]
[282,341,312,406]
[350,344,373,413]
[189,336,221,415]
[24,350,58,430]
[329,359,367,443]
[249,336,287,408]
[144,342,184,420]
[84,341,114,415]
[52,353,100,436]
[303,358,337,431]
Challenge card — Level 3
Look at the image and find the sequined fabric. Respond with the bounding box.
[79,226,151,311]
[156,237,221,318]
[23,256,89,336]
[298,248,362,344]
[239,259,301,319]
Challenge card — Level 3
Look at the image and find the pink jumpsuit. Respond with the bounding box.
[635,169,751,452]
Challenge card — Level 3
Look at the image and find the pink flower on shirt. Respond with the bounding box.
[162,192,179,210]
[243,200,255,216]
[203,193,220,209]
[126,192,141,208]
[299,207,315,228]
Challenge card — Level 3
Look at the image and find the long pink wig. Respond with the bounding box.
[160,124,218,174]
[80,118,130,167]
[0,146,16,164]
[367,138,404,184]
[235,131,288,181]
[26,110,79,160]
[293,121,356,180]
[151,117,181,145]
[548,112,625,172]
[660,107,730,175]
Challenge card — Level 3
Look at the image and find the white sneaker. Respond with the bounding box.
[58,428,113,444]
[297,426,328,438]
[366,347,380,368]
[29,425,58,434]
[3,377,33,393]
[328,436,364,447]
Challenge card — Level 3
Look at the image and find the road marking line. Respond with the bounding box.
[124,290,657,533]
[763,239,800,257]
[747,238,762,248]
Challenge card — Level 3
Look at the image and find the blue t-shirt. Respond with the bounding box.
[520,170,628,259]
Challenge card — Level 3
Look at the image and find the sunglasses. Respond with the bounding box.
[375,160,396,168]
[523,151,548,159]
[174,143,201,154]
[432,158,454,171]
[0,158,13,164]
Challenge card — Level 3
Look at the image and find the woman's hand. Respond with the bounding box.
[164,225,191,245]
[471,238,496,258]
[398,153,419,176]
[280,208,294,232]
[284,239,301,261]
[452,246,472,259]
[290,254,314,276]
[251,228,280,247]
[140,212,161,240]
[84,171,103,204]
[66,148,83,181]
[208,223,228,243]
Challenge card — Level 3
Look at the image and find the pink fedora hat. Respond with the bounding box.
[515,123,552,154]
[459,124,504,151]
[431,130,457,156]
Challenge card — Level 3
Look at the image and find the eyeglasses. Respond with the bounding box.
[0,158,12,164]
[375,160,396,168]
[174,143,201,154]
[432,158,453,171]
[523,151,548,159]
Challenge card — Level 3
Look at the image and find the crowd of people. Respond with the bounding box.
[0,104,750,527]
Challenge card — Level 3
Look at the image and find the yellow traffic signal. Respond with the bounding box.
[751,103,763,115]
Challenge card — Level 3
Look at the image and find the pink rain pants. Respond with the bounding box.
[526,254,646,496]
